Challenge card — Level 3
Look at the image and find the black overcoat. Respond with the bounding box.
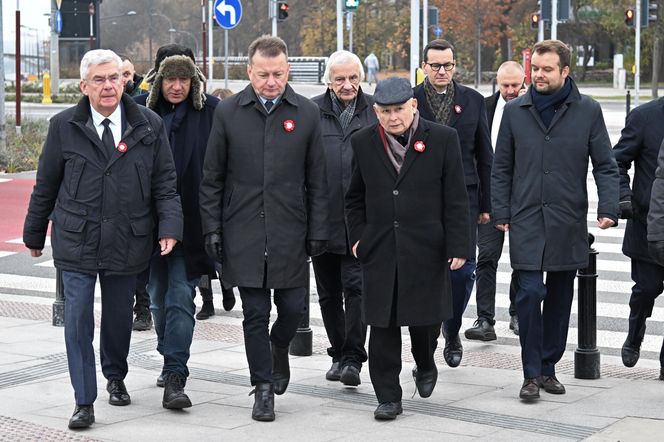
[199,84,328,288]
[311,88,377,254]
[492,80,619,271]
[345,117,470,327]
[647,139,664,241]
[23,94,183,275]
[613,97,664,262]
[135,93,219,279]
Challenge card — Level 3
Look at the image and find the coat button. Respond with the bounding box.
[544,170,550,174]
[102,217,108,222]
[393,190,399,195]
[393,221,399,227]
[105,171,110,176]
[543,202,548,207]
[260,211,265,218]
[545,136,551,141]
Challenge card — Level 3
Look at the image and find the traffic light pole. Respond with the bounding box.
[336,0,343,51]
[271,0,277,36]
[635,0,641,107]
[551,0,558,40]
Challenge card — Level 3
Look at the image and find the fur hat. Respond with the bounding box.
[145,47,206,110]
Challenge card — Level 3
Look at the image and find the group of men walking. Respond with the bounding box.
[21,32,664,430]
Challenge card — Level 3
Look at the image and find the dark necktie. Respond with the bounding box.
[101,118,115,156]
[265,100,274,112]
[396,134,408,146]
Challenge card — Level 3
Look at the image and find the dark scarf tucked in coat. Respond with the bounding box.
[330,91,356,131]
[157,98,189,193]
[423,77,456,126]
[530,77,573,128]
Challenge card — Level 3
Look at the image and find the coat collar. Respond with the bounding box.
[519,77,581,133]
[238,83,300,110]
[413,80,468,127]
[315,87,371,116]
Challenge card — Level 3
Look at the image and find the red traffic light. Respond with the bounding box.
[625,8,635,27]
[530,13,540,30]
[277,1,289,20]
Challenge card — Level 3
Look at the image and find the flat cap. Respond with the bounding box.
[373,77,413,106]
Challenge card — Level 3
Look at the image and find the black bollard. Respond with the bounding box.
[574,233,600,379]
[52,268,65,327]
[289,263,312,356]
[626,90,631,115]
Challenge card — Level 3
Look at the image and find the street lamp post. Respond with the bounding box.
[151,12,177,45]
[88,2,95,50]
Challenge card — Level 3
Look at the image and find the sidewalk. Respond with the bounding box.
[1,292,664,441]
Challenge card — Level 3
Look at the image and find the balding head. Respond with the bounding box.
[496,61,525,101]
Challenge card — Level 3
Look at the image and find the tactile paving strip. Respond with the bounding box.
[0,415,100,441]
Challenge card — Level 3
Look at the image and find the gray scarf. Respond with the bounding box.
[424,77,455,126]
[383,111,420,173]
[330,91,356,131]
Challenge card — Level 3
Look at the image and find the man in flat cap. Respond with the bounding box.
[345,76,470,420]
[135,44,220,409]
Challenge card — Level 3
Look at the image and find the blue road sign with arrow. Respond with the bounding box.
[214,0,242,30]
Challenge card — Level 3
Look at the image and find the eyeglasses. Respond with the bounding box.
[333,75,360,86]
[425,62,456,72]
[87,75,121,86]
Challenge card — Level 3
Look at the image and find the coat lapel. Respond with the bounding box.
[371,126,398,181]
[447,81,468,128]
[395,120,428,186]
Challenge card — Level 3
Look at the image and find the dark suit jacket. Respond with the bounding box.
[485,91,500,126]
[613,97,664,262]
[413,80,493,214]
[345,117,470,327]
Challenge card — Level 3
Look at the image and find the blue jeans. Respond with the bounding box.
[148,254,199,378]
[62,270,136,405]
[443,260,476,337]
[516,270,575,379]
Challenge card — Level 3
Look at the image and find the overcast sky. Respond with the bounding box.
[2,0,51,48]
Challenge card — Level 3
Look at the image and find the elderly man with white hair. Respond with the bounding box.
[311,50,377,386]
[23,49,182,429]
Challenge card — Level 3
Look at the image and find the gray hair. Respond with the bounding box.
[322,50,365,84]
[80,49,122,80]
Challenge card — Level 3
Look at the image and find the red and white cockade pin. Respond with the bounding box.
[117,142,128,153]
[283,119,295,132]
[454,104,462,114]
[413,140,426,153]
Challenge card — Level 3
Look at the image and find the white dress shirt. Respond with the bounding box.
[490,94,507,150]
[90,104,122,149]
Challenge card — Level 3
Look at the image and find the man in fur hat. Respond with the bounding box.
[135,44,219,409]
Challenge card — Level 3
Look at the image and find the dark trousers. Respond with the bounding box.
[133,267,150,314]
[312,252,367,368]
[515,270,575,379]
[369,324,440,403]
[628,259,664,364]
[239,286,306,385]
[443,260,476,337]
[476,222,518,321]
[62,270,136,406]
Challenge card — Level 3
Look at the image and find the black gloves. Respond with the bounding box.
[648,241,664,266]
[618,199,633,219]
[306,240,327,257]
[204,232,223,263]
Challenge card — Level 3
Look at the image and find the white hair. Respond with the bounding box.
[80,49,122,80]
[322,50,365,84]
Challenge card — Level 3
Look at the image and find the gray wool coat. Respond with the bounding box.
[491,79,619,271]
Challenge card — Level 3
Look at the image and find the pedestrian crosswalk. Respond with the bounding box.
[0,171,662,366]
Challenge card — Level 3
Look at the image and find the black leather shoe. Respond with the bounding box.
[222,286,236,311]
[464,319,497,341]
[443,334,463,368]
[156,372,165,388]
[162,372,192,409]
[340,365,361,386]
[68,405,94,429]
[196,301,215,320]
[251,383,275,422]
[107,379,131,406]
[271,343,290,395]
[509,315,519,335]
[519,378,540,401]
[412,365,438,398]
[374,401,403,420]
[132,311,152,331]
[326,361,341,381]
[540,375,565,394]
[621,339,641,368]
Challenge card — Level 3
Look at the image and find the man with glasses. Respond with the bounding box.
[311,50,376,387]
[413,39,493,369]
[23,49,182,429]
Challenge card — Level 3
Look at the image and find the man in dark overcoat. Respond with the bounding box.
[467,61,525,341]
[311,49,377,386]
[346,77,470,420]
[135,44,220,409]
[199,35,328,422]
[413,39,493,368]
[613,97,664,374]
[492,40,619,401]
[23,49,182,429]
